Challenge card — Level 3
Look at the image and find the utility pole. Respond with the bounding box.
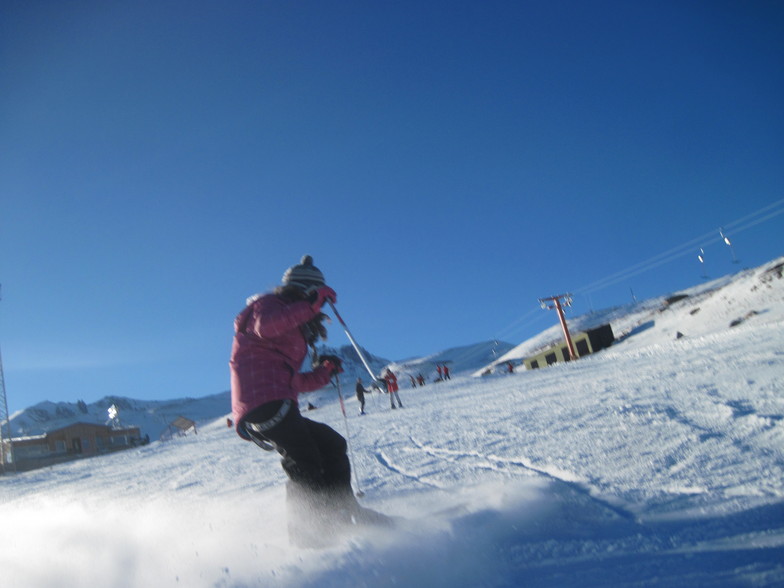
[0,285,16,474]
[539,293,577,361]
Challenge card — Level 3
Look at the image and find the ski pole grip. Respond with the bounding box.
[327,300,379,383]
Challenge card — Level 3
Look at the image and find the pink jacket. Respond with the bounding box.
[230,293,333,440]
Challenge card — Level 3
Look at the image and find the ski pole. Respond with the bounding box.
[333,373,365,497]
[327,300,383,387]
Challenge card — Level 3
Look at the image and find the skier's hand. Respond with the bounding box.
[319,354,343,375]
[321,360,343,376]
[310,286,337,312]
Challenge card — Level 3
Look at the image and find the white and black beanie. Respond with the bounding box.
[281,255,326,293]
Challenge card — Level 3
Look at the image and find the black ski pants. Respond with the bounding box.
[246,400,353,499]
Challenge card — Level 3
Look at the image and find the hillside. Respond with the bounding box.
[482,256,784,372]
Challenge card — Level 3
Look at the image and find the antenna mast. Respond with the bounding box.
[0,285,16,473]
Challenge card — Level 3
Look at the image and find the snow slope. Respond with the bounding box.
[1,257,783,587]
[485,257,784,370]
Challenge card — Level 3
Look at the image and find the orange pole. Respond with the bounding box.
[539,294,578,361]
[553,297,577,360]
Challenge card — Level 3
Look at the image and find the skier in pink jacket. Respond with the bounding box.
[230,255,389,547]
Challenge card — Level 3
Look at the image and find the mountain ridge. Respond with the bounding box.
[7,340,513,440]
[8,255,783,441]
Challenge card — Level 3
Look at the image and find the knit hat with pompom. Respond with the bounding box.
[281,255,326,293]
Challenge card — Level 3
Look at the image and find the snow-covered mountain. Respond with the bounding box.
[1,255,783,588]
[7,340,513,440]
[8,393,232,441]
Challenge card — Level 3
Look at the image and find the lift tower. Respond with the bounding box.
[539,293,578,361]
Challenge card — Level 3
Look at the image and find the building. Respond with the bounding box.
[9,422,145,472]
[160,416,197,441]
[524,324,615,370]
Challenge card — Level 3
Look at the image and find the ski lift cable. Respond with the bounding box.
[723,204,784,237]
[488,197,784,344]
[574,229,720,296]
[489,305,552,350]
[574,198,784,296]
[718,197,784,234]
[492,306,545,339]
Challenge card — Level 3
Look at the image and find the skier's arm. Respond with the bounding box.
[291,366,332,393]
[291,358,340,393]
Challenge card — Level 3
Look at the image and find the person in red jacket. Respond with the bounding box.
[230,255,388,547]
[384,368,403,409]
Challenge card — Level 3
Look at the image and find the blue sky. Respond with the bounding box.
[1,1,782,413]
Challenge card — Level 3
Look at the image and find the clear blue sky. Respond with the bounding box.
[2,1,782,413]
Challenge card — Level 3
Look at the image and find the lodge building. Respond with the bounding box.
[524,324,615,370]
[7,422,144,472]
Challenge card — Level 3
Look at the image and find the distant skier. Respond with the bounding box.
[229,255,390,547]
[384,368,403,409]
[443,364,451,380]
[355,377,367,415]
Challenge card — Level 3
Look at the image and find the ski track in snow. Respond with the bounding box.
[406,435,640,523]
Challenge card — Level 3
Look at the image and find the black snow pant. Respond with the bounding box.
[245,400,393,548]
[244,400,354,502]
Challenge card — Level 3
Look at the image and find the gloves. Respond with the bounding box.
[319,354,344,375]
[309,286,337,312]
